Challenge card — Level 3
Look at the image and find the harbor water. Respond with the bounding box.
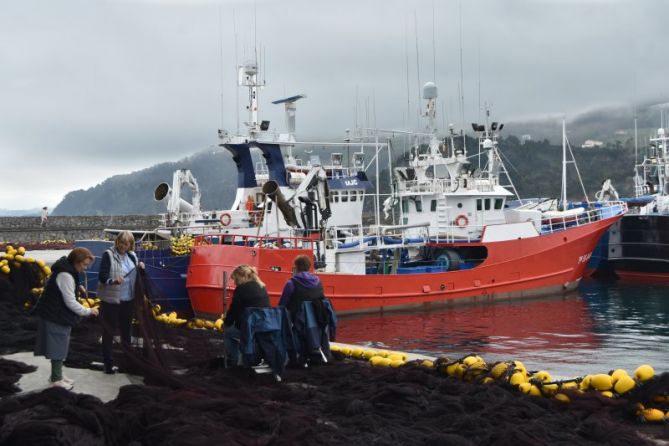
[337,278,669,379]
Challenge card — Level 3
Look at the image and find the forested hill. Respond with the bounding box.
[52,136,638,217]
[52,150,237,216]
[496,136,636,200]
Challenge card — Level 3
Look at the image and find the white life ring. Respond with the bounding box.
[220,213,232,226]
[454,214,469,227]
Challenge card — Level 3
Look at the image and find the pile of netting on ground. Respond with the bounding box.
[1,270,668,445]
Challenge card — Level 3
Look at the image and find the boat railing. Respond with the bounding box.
[192,232,319,250]
[537,201,627,234]
[157,208,265,232]
[397,178,454,193]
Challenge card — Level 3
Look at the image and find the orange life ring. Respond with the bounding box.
[454,214,469,227]
[220,213,232,226]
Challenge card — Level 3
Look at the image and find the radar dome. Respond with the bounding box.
[422,82,438,100]
[243,61,258,76]
[658,128,665,136]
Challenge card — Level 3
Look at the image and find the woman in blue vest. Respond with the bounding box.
[34,247,99,390]
[97,231,144,374]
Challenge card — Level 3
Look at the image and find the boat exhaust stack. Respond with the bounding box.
[262,180,299,227]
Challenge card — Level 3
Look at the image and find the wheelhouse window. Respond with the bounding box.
[330,191,339,203]
[494,198,504,210]
[415,199,422,212]
[402,199,408,213]
[431,200,437,212]
[341,191,348,202]
[477,199,482,211]
[485,198,491,210]
[350,190,357,202]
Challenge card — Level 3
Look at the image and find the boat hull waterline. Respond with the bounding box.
[186,216,620,318]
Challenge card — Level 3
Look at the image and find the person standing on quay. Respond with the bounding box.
[34,247,99,390]
[40,206,48,227]
[97,231,144,374]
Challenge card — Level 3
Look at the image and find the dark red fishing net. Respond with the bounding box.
[1,268,668,445]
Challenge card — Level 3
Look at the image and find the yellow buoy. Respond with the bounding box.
[642,408,665,422]
[14,255,24,262]
[560,381,578,390]
[541,383,559,396]
[375,356,392,367]
[528,385,542,397]
[340,347,352,356]
[634,364,654,382]
[203,320,215,330]
[600,390,614,398]
[369,356,384,366]
[36,259,45,268]
[579,375,591,391]
[513,360,527,375]
[610,369,628,384]
[590,374,613,391]
[389,359,404,368]
[509,372,527,386]
[490,362,508,379]
[421,360,434,369]
[42,266,52,276]
[554,393,570,403]
[518,382,532,394]
[481,377,494,385]
[351,348,365,359]
[17,247,26,255]
[388,353,407,362]
[214,319,223,331]
[0,265,9,274]
[531,371,552,383]
[613,375,636,395]
[362,350,379,360]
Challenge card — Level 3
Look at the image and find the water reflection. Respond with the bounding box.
[337,279,669,378]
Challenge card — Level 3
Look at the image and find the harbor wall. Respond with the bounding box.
[0,215,162,243]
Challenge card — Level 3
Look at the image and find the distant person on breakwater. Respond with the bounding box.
[40,206,48,227]
[223,264,270,365]
[97,231,144,374]
[33,247,99,390]
[279,255,325,319]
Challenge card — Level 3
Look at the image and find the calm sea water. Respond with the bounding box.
[337,278,669,378]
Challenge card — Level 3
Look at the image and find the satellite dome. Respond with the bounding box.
[658,128,665,136]
[483,139,493,149]
[243,61,258,76]
[422,82,438,100]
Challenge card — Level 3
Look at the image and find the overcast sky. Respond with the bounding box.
[1,0,667,210]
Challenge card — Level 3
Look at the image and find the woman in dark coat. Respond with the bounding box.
[224,264,270,364]
[34,247,99,390]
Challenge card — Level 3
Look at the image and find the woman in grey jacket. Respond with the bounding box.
[97,231,144,374]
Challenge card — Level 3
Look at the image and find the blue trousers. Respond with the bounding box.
[223,325,241,364]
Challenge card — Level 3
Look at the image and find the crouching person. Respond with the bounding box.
[224,265,270,364]
[34,247,99,389]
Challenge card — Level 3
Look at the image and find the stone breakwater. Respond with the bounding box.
[0,215,162,243]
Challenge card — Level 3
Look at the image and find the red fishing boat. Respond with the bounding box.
[185,78,626,318]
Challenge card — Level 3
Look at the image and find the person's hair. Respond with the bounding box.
[294,255,311,272]
[115,231,135,250]
[231,264,265,288]
[68,247,94,265]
